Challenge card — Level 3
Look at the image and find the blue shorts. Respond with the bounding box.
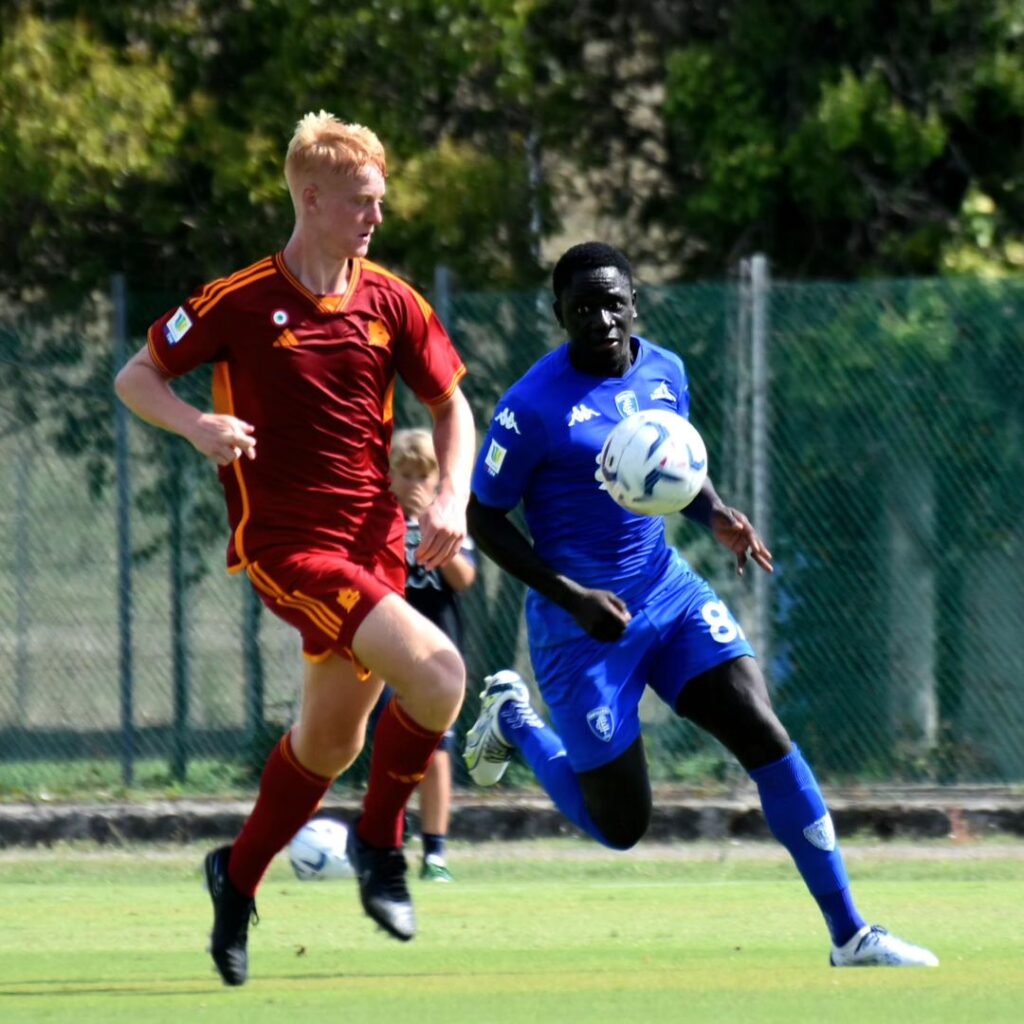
[529,565,754,772]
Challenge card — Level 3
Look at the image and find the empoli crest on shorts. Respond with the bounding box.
[586,706,615,742]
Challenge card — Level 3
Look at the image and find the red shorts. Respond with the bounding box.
[244,538,406,667]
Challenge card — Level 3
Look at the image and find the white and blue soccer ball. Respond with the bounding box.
[596,409,708,516]
[288,818,355,881]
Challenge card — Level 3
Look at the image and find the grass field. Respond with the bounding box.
[0,839,1021,1023]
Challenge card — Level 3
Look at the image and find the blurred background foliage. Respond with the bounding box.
[1,0,1023,301]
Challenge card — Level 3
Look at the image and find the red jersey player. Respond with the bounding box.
[115,111,475,986]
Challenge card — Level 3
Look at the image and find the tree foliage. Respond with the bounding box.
[0,13,184,296]
[1,1,1023,294]
[656,0,1024,276]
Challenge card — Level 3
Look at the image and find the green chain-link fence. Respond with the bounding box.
[1,269,1022,797]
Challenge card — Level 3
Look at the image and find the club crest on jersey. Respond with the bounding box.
[650,381,677,403]
[494,407,521,434]
[484,438,507,475]
[164,307,192,345]
[367,319,391,348]
[567,403,600,427]
[614,390,639,418]
[272,309,289,327]
[586,706,615,742]
[802,814,836,851]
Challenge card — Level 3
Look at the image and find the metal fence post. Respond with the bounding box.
[750,254,772,680]
[243,577,264,738]
[14,432,31,729]
[167,439,190,782]
[111,273,135,785]
[433,265,451,328]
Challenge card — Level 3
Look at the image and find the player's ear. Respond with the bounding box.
[631,290,638,318]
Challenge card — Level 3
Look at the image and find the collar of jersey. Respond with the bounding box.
[273,252,362,314]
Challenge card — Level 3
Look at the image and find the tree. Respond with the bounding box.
[0,14,184,297]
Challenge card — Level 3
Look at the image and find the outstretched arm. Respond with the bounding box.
[683,477,773,576]
[468,493,632,642]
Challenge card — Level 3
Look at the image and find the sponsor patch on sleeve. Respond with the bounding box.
[484,438,507,476]
[163,306,193,346]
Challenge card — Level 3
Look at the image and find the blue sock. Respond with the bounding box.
[497,702,609,846]
[750,744,866,946]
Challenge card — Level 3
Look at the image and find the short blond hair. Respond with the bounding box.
[390,428,437,474]
[284,110,387,200]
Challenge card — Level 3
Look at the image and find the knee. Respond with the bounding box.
[578,739,652,849]
[397,646,465,731]
[422,647,466,715]
[735,723,791,772]
[291,722,366,778]
[585,787,652,851]
[591,807,650,851]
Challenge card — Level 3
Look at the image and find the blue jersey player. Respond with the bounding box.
[464,241,937,968]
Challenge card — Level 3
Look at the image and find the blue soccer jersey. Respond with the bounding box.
[472,336,694,646]
[473,334,753,771]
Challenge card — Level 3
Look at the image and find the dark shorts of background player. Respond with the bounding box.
[243,538,406,676]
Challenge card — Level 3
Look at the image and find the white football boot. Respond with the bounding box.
[463,670,535,786]
[830,925,938,967]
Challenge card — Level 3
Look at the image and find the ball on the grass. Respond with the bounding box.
[288,818,355,881]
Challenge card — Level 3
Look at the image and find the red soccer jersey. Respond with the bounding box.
[148,253,466,571]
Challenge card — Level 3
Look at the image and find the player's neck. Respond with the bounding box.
[281,235,352,296]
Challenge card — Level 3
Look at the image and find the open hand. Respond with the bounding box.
[710,505,773,576]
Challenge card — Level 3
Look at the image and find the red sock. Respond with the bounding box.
[360,698,443,848]
[228,731,332,897]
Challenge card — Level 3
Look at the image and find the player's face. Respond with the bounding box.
[390,462,439,517]
[314,164,386,259]
[556,266,636,377]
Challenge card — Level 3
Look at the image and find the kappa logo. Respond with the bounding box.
[802,814,836,852]
[567,404,600,427]
[494,407,521,434]
[586,706,615,742]
[650,381,677,403]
